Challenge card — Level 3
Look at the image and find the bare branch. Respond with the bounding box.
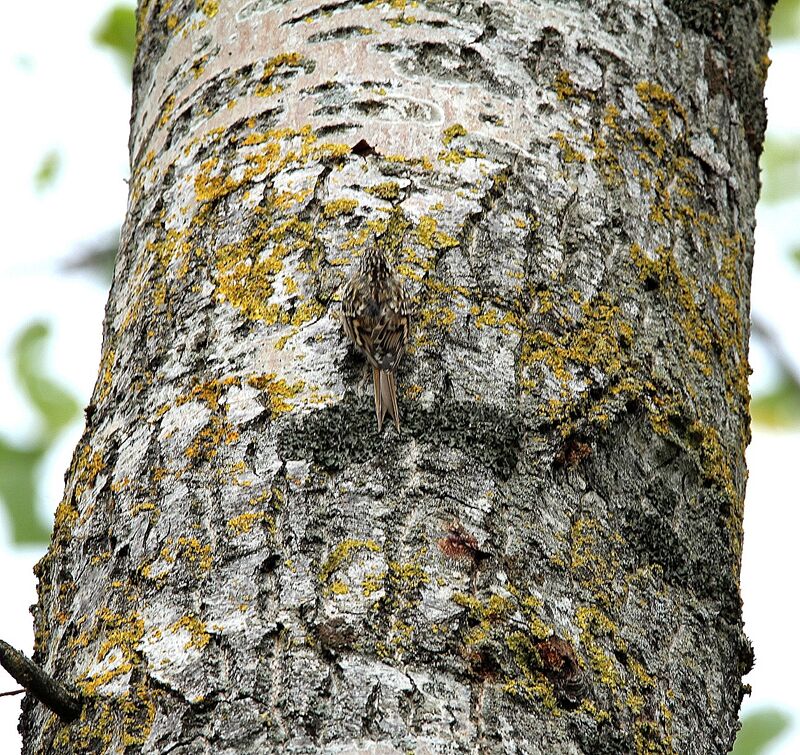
[0,640,82,722]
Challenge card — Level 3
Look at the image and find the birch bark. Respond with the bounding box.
[22,1,773,753]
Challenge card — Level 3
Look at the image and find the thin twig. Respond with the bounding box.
[0,639,82,721]
[0,689,25,698]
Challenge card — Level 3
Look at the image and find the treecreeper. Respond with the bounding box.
[341,244,412,431]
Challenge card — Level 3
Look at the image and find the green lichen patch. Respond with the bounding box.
[564,517,676,752]
[319,539,381,584]
[54,681,158,753]
[366,555,429,660]
[519,291,634,423]
[449,587,586,712]
[280,398,522,480]
[570,517,625,611]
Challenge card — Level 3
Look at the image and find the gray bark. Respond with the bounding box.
[22,0,772,753]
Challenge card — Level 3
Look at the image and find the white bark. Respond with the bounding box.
[22,0,772,753]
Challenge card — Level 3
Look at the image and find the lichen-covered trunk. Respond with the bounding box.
[22,1,771,753]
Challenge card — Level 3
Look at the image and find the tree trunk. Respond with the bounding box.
[22,1,772,752]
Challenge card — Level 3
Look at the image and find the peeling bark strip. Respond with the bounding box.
[24,1,772,753]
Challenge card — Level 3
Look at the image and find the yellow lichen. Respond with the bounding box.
[553,70,578,101]
[119,682,157,747]
[175,536,213,572]
[170,613,211,650]
[438,147,486,165]
[550,131,587,163]
[322,198,359,218]
[366,181,401,201]
[185,417,239,460]
[442,123,467,145]
[415,215,458,250]
[247,373,305,417]
[362,572,384,597]
[262,52,305,79]
[195,0,218,17]
[576,605,622,691]
[158,94,176,129]
[227,510,275,535]
[519,292,633,401]
[319,539,381,583]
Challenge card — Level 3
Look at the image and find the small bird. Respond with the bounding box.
[341,245,411,430]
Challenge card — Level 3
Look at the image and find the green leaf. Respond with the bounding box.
[93,5,137,75]
[771,0,800,40]
[0,438,50,545]
[751,372,800,427]
[12,322,80,435]
[33,150,61,192]
[760,136,800,205]
[0,322,81,545]
[732,708,791,755]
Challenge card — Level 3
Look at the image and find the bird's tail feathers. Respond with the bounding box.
[373,368,400,431]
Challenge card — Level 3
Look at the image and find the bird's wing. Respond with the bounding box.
[373,313,409,371]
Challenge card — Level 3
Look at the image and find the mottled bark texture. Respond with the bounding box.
[22,0,773,753]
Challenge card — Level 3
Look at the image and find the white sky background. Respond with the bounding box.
[0,4,799,753]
